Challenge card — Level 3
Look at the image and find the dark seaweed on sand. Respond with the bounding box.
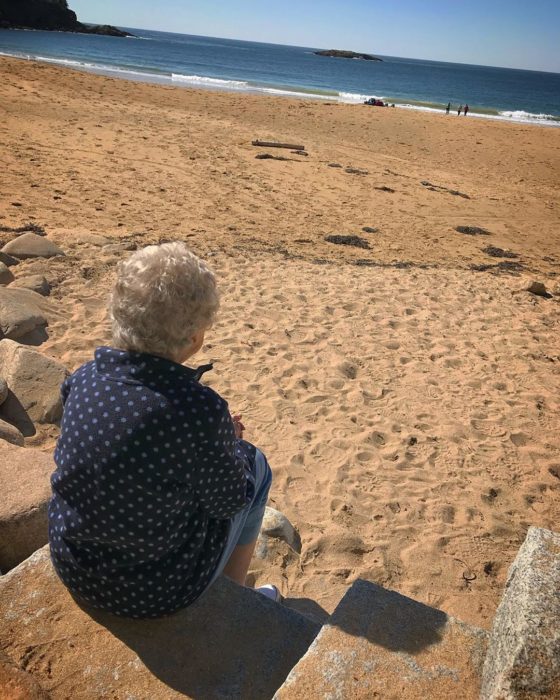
[0,222,46,236]
[483,246,519,259]
[325,235,370,249]
[470,261,525,274]
[456,226,490,236]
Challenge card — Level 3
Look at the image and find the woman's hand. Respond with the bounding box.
[232,414,245,439]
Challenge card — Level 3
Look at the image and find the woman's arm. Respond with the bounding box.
[193,396,253,519]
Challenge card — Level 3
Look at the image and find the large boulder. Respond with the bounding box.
[0,376,7,405]
[0,251,19,267]
[1,233,64,260]
[0,443,53,572]
[275,579,488,699]
[0,546,320,699]
[0,340,68,429]
[0,287,49,341]
[481,526,560,699]
[9,275,51,297]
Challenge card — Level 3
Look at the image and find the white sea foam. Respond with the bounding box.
[396,103,442,114]
[16,53,167,81]
[499,110,558,122]
[1,50,557,127]
[171,73,249,88]
[338,91,383,104]
[395,102,559,126]
[257,86,332,100]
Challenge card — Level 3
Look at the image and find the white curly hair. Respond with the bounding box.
[109,242,219,359]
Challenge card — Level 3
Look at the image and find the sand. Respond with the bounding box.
[1,55,559,628]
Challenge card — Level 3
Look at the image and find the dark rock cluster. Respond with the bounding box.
[315,49,382,62]
[0,0,132,36]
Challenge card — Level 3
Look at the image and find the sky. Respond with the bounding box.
[70,0,560,73]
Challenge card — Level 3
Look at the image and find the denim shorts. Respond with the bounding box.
[208,443,272,584]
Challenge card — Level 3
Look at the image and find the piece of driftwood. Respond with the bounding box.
[252,140,305,150]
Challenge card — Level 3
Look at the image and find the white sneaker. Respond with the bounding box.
[256,584,283,603]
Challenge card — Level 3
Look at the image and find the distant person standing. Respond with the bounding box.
[446,102,451,114]
[464,104,469,116]
[457,104,463,115]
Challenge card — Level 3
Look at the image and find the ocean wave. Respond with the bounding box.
[499,110,559,122]
[396,103,443,114]
[37,55,164,79]
[256,86,332,99]
[338,91,383,103]
[2,50,558,127]
[394,103,560,125]
[13,53,167,80]
[171,73,249,88]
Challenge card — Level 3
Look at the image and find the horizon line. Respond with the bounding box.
[103,23,560,75]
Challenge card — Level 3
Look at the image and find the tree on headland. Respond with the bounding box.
[314,49,383,62]
[0,0,133,36]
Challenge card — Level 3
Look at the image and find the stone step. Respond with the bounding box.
[481,526,560,699]
[274,579,488,700]
[0,546,321,699]
[0,443,53,572]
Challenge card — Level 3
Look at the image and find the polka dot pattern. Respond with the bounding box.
[48,346,253,619]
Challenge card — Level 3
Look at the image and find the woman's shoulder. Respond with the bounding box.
[190,380,229,416]
[66,359,96,384]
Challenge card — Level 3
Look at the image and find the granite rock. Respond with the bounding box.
[258,506,302,554]
[0,261,15,286]
[481,526,560,700]
[0,287,48,341]
[0,339,68,428]
[0,546,320,699]
[275,579,488,699]
[0,443,53,572]
[0,649,50,699]
[1,233,64,260]
[0,251,19,267]
[0,418,25,446]
[10,275,51,297]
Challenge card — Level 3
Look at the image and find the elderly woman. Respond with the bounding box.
[48,242,276,618]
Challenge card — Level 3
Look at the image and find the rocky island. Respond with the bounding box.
[314,49,382,61]
[0,0,133,37]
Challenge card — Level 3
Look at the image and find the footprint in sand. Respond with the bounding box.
[338,361,358,379]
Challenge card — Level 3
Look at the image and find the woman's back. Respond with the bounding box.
[50,346,249,618]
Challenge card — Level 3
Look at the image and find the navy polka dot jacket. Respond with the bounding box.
[49,346,254,618]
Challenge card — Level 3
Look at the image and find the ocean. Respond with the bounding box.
[1,27,559,126]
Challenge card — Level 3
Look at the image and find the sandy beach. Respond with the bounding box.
[1,55,559,628]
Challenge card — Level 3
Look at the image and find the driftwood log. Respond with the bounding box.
[252,140,305,150]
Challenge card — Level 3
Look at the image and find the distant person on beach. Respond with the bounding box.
[446,102,451,114]
[48,242,279,619]
[464,104,469,116]
[458,104,463,115]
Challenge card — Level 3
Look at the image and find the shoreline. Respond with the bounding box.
[1,45,559,127]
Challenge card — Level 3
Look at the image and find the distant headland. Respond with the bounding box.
[314,49,382,62]
[0,0,133,37]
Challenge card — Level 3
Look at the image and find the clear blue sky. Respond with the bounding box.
[71,0,560,73]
